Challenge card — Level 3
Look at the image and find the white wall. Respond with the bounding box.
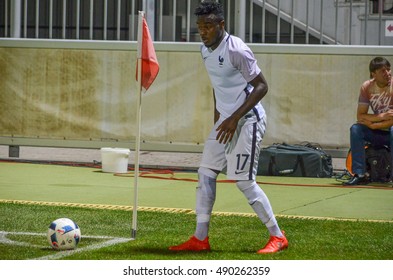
[0,39,392,154]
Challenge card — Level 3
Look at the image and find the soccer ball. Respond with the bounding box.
[47,218,81,250]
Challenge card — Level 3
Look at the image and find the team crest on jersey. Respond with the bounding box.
[218,55,224,66]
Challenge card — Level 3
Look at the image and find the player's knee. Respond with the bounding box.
[196,167,218,210]
[236,180,254,191]
[236,180,261,204]
[198,167,219,179]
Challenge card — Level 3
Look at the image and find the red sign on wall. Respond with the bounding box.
[386,21,393,37]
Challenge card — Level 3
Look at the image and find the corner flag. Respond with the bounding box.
[136,14,159,91]
[132,11,159,239]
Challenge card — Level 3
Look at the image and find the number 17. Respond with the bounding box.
[236,154,249,171]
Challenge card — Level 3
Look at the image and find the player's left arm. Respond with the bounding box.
[216,72,268,144]
[230,72,268,121]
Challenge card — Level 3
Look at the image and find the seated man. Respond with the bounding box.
[345,57,393,186]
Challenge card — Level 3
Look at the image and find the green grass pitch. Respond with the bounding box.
[1,201,393,260]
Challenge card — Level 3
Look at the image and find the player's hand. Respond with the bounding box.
[216,117,238,144]
[380,110,393,120]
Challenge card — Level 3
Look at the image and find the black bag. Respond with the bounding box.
[346,145,391,182]
[258,142,333,178]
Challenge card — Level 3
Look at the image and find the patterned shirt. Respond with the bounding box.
[358,78,393,114]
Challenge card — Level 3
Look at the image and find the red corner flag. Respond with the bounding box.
[136,15,159,92]
[132,12,160,239]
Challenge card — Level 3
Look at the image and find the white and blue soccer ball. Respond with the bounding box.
[47,218,81,250]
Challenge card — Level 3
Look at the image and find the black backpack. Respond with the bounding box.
[346,145,391,182]
[365,145,392,182]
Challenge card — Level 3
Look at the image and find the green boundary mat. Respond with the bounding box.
[1,161,393,222]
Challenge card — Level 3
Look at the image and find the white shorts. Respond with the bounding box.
[200,114,266,181]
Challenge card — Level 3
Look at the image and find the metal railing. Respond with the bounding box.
[0,0,392,45]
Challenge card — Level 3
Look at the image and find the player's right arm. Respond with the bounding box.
[213,90,220,124]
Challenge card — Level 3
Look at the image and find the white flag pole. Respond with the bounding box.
[132,10,144,239]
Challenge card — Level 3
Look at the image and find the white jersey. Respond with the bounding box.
[201,32,265,120]
[200,32,267,180]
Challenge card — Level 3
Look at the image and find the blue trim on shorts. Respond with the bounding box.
[244,86,261,122]
[248,122,257,180]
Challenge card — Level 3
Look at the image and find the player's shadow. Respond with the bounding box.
[132,246,212,256]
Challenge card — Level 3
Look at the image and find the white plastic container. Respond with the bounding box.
[100,148,130,173]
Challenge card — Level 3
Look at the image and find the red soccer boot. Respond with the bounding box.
[257,231,288,254]
[169,236,210,252]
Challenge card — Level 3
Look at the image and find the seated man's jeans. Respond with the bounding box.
[350,124,393,176]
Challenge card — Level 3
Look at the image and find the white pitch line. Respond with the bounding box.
[0,231,41,247]
[0,231,133,260]
[0,231,126,239]
[33,237,133,260]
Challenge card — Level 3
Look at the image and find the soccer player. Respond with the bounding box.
[344,57,393,185]
[169,1,288,254]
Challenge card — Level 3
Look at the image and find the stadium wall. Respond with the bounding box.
[0,39,392,156]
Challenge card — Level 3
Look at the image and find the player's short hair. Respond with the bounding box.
[369,57,391,74]
[194,1,224,21]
